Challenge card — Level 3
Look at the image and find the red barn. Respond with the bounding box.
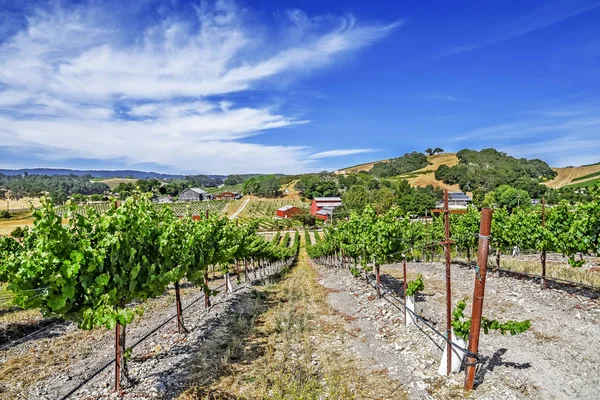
[310,197,342,221]
[215,191,240,200]
[276,205,300,219]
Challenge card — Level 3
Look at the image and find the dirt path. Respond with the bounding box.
[315,261,600,399]
[178,240,407,400]
[229,197,250,219]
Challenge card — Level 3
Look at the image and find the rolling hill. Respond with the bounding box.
[337,153,600,190]
[544,163,600,189]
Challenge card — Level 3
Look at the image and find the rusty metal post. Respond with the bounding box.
[204,270,211,308]
[464,208,493,391]
[425,209,429,262]
[174,281,187,334]
[541,198,547,289]
[115,322,121,391]
[442,189,453,376]
[376,264,381,299]
[403,258,408,323]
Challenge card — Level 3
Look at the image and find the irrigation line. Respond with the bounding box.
[59,284,227,400]
[456,260,600,292]
[59,261,289,400]
[364,275,474,357]
[0,320,61,352]
[320,261,477,360]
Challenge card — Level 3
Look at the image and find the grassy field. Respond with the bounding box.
[563,177,600,189]
[0,212,35,235]
[546,163,600,188]
[206,184,244,195]
[0,197,41,212]
[95,177,139,190]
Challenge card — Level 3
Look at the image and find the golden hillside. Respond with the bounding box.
[336,153,461,191]
[545,164,600,188]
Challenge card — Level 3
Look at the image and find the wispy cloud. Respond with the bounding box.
[0,1,400,173]
[421,94,462,102]
[438,0,600,58]
[453,99,600,166]
[309,148,377,159]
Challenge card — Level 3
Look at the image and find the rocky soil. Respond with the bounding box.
[315,260,600,399]
[0,263,286,400]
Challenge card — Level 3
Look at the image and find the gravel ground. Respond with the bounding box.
[315,260,600,400]
[0,263,287,400]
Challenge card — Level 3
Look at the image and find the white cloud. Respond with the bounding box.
[309,149,377,159]
[0,1,400,173]
[439,1,600,58]
[453,101,600,167]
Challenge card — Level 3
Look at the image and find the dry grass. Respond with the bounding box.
[0,324,104,400]
[0,213,35,236]
[495,258,600,288]
[179,240,407,400]
[336,160,390,174]
[0,197,41,213]
[546,164,600,188]
[223,198,246,217]
[96,177,139,190]
[405,153,461,191]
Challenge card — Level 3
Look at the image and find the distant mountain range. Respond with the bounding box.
[0,168,228,180]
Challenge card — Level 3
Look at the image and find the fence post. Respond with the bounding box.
[464,208,493,391]
[174,281,187,334]
[403,258,407,324]
[442,189,454,376]
[541,198,547,289]
[204,270,211,308]
[115,322,121,392]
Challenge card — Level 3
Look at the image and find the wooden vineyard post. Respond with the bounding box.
[235,259,241,284]
[403,258,408,324]
[541,198,547,289]
[442,189,454,376]
[174,281,187,334]
[464,208,493,391]
[205,210,209,219]
[115,322,121,392]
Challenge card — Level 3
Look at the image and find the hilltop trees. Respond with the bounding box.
[425,148,444,156]
[295,172,340,199]
[435,148,555,197]
[242,175,282,198]
[370,152,431,178]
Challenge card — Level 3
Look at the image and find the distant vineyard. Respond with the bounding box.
[206,184,244,195]
[236,198,309,231]
[239,198,307,219]
[56,200,229,217]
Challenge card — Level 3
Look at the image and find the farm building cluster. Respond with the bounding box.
[311,197,342,220]
[154,188,241,204]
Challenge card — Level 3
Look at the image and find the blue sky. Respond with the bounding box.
[0,0,599,174]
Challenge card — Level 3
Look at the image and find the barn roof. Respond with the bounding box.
[448,192,471,201]
[313,197,342,201]
[187,188,209,195]
[277,205,297,212]
[316,209,332,216]
[316,201,341,208]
